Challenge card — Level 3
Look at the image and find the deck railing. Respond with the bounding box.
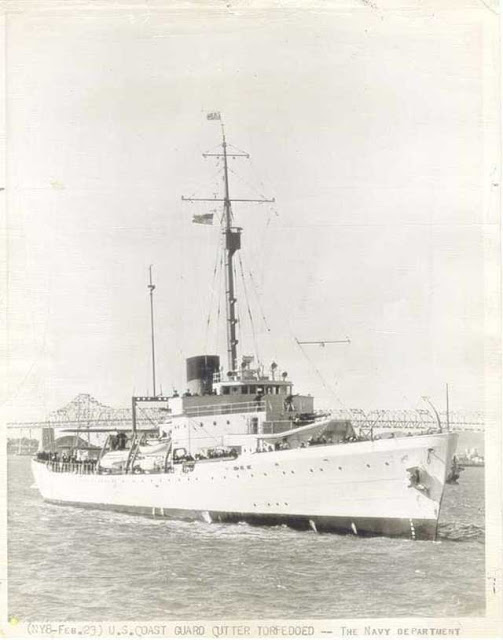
[45,461,98,474]
[185,400,265,417]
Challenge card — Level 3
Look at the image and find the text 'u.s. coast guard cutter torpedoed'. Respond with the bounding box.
[32,115,458,540]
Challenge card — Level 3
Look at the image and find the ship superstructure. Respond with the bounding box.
[32,116,458,540]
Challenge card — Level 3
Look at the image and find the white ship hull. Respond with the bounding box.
[32,431,457,540]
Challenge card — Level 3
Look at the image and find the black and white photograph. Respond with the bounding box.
[0,0,501,636]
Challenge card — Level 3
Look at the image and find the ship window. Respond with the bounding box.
[250,386,256,394]
[242,385,249,394]
[223,387,230,395]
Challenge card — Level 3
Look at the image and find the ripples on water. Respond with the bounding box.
[8,457,485,620]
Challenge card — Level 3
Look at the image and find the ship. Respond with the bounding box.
[32,116,458,540]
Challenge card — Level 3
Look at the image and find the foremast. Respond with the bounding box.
[182,118,274,374]
[222,129,241,374]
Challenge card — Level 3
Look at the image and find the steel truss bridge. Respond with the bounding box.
[6,394,168,434]
[329,408,484,433]
[6,393,485,435]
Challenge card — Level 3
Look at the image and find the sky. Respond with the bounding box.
[0,0,500,424]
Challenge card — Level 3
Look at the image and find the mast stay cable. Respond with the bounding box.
[241,250,272,334]
[237,253,260,365]
[204,235,224,353]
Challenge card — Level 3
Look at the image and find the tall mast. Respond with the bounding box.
[148,265,157,396]
[222,128,239,373]
[182,117,274,374]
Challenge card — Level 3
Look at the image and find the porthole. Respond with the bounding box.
[338,466,342,470]
[366,464,371,468]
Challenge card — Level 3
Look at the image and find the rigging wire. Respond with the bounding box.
[214,251,223,355]
[289,325,350,412]
[258,205,280,287]
[136,405,161,429]
[204,234,224,353]
[187,417,221,445]
[240,250,271,334]
[237,253,260,364]
[226,143,250,156]
[227,165,272,202]
[183,164,225,202]
[226,164,278,291]
[233,259,242,365]
[207,248,224,357]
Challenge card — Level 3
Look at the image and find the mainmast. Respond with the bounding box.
[221,130,240,373]
[182,117,274,374]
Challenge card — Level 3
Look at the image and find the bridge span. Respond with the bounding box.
[6,393,485,436]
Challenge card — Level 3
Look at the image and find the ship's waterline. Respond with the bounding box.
[32,431,457,540]
[9,457,486,620]
[40,501,439,540]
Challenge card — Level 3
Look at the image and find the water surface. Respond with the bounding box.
[8,456,485,620]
